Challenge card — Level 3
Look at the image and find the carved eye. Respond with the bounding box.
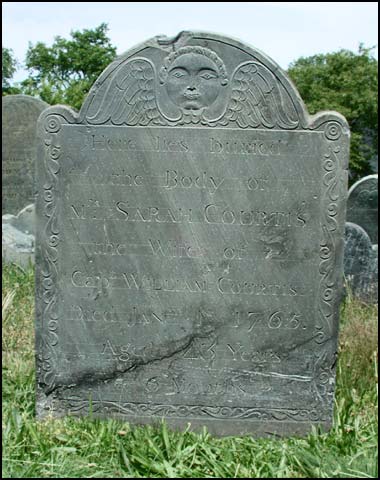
[199,71,217,80]
[170,69,187,78]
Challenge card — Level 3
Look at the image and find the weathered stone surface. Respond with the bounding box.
[369,155,378,174]
[2,95,49,214]
[346,174,378,244]
[2,224,35,268]
[2,204,36,268]
[35,31,350,436]
[344,222,378,303]
[368,246,378,301]
[4,203,35,234]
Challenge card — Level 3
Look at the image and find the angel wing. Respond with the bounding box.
[217,61,299,129]
[85,57,165,126]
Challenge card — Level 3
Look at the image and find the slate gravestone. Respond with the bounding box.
[2,204,35,268]
[369,156,378,174]
[2,95,49,214]
[35,32,350,436]
[346,174,378,245]
[344,222,378,302]
[372,245,379,298]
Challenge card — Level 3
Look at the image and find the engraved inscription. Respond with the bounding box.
[70,304,165,325]
[69,200,309,227]
[71,270,208,293]
[36,32,349,436]
[70,168,270,194]
[204,204,307,227]
[209,137,283,155]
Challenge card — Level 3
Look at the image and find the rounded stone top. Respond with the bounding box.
[347,173,378,197]
[2,94,49,108]
[347,174,378,244]
[2,94,49,125]
[344,221,373,268]
[79,30,349,133]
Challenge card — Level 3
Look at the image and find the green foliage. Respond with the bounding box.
[2,47,18,86]
[20,23,117,110]
[7,29,378,183]
[2,262,378,478]
[2,47,21,95]
[288,45,378,183]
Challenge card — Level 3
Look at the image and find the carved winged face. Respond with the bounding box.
[164,53,223,111]
[85,45,299,129]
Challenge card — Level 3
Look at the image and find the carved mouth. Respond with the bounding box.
[183,92,201,100]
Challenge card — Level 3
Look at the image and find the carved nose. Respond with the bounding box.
[187,86,196,91]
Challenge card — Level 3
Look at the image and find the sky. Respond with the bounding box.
[3,2,378,83]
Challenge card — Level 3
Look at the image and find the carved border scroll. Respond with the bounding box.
[35,32,349,428]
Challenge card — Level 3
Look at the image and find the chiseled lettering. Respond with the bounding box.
[218,277,304,296]
[227,342,244,361]
[122,273,141,289]
[80,242,127,256]
[71,270,207,293]
[116,202,193,223]
[70,304,166,325]
[209,137,283,155]
[164,170,224,194]
[204,204,307,227]
[100,340,131,362]
[154,135,189,152]
[149,238,205,258]
[247,176,270,191]
[91,134,138,151]
[110,173,144,186]
[232,309,303,332]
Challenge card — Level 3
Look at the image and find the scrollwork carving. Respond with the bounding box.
[38,113,66,393]
[324,121,342,141]
[60,397,325,422]
[312,117,346,408]
[45,114,63,133]
[315,141,344,347]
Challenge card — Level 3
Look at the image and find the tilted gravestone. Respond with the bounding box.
[346,174,378,245]
[2,204,35,268]
[2,95,49,214]
[344,222,378,303]
[35,32,350,436]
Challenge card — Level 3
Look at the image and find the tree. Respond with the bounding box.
[2,47,21,95]
[21,23,117,110]
[288,45,378,183]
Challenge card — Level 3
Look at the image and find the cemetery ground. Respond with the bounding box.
[2,263,378,479]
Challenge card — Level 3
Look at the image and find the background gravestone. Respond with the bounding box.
[346,174,378,245]
[2,95,49,215]
[2,204,35,268]
[35,31,350,437]
[344,222,378,303]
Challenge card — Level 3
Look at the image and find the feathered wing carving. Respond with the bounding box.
[218,61,299,129]
[86,58,165,126]
[85,58,299,128]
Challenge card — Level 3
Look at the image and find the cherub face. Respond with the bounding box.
[165,53,222,111]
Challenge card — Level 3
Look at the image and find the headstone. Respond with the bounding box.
[2,204,35,268]
[368,246,378,303]
[369,156,378,174]
[344,222,378,302]
[35,31,350,436]
[346,174,378,245]
[363,128,378,174]
[2,95,49,215]
[2,223,35,269]
[3,203,35,234]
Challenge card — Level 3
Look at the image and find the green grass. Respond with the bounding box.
[2,262,378,478]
